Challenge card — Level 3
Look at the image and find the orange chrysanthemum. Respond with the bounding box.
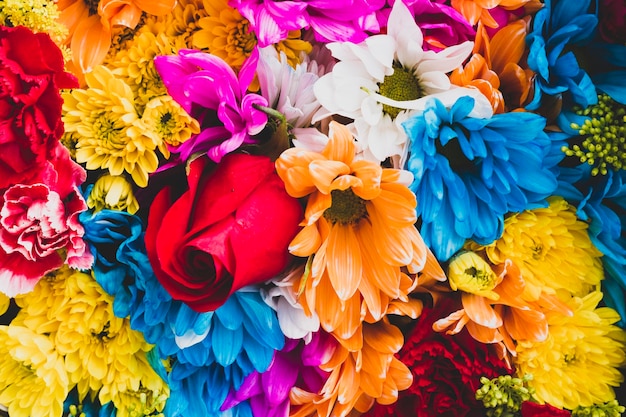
[290,320,413,417]
[450,19,534,112]
[275,122,444,347]
[57,0,176,76]
[433,254,572,364]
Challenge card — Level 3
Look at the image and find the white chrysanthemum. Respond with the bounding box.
[257,46,330,152]
[313,0,492,165]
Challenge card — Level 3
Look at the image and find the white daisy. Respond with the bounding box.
[313,0,492,165]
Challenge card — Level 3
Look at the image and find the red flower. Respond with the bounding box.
[599,0,626,44]
[521,401,571,417]
[365,297,511,417]
[0,26,77,189]
[145,152,302,312]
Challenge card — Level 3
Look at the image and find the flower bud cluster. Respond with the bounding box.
[564,94,626,176]
[476,374,535,417]
[572,400,626,417]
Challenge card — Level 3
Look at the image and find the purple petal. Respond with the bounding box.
[261,354,298,405]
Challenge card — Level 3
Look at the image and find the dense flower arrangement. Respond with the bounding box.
[0,0,625,416]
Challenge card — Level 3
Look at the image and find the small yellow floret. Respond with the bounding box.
[87,174,140,214]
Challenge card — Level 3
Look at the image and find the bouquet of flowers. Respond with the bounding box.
[0,0,625,416]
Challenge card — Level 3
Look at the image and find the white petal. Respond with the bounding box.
[388,0,424,66]
[416,41,474,74]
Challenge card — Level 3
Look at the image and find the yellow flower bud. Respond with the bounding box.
[87,175,140,214]
[447,251,500,300]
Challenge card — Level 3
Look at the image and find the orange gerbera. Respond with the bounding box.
[290,319,413,417]
[433,254,572,364]
[57,0,176,76]
[450,0,539,28]
[450,19,534,112]
[275,122,444,346]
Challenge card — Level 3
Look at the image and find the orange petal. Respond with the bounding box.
[505,307,548,342]
[333,296,364,345]
[326,224,362,301]
[337,356,361,405]
[315,274,344,333]
[368,206,413,266]
[466,321,503,344]
[363,320,404,354]
[357,222,401,299]
[309,160,351,194]
[462,293,503,328]
[324,121,356,164]
[289,224,321,257]
[388,357,413,391]
[133,0,177,15]
[304,192,332,226]
[71,15,111,73]
[491,20,527,74]
[370,187,417,228]
[451,0,484,25]
[350,160,382,200]
[432,309,469,334]
[387,298,423,319]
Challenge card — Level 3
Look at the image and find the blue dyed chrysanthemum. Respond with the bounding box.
[403,95,561,261]
[526,0,598,109]
[80,209,286,416]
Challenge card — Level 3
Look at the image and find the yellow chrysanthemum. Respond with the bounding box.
[276,121,444,347]
[514,291,626,409]
[290,319,413,417]
[108,31,175,110]
[13,266,74,335]
[0,0,68,45]
[87,174,140,214]
[0,292,8,316]
[193,0,312,71]
[113,384,169,417]
[141,95,200,148]
[62,65,163,187]
[141,0,209,51]
[0,325,69,417]
[40,270,166,405]
[466,196,604,301]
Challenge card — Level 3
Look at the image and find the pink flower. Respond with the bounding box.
[230,0,385,46]
[0,172,92,296]
[154,49,269,165]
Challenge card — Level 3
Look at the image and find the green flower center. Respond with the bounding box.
[562,93,626,176]
[378,63,423,119]
[323,188,367,225]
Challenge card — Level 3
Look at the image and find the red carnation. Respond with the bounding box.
[365,297,511,417]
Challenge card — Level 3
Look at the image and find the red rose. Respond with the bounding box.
[0,26,77,189]
[365,297,511,417]
[145,153,302,312]
[521,401,571,417]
